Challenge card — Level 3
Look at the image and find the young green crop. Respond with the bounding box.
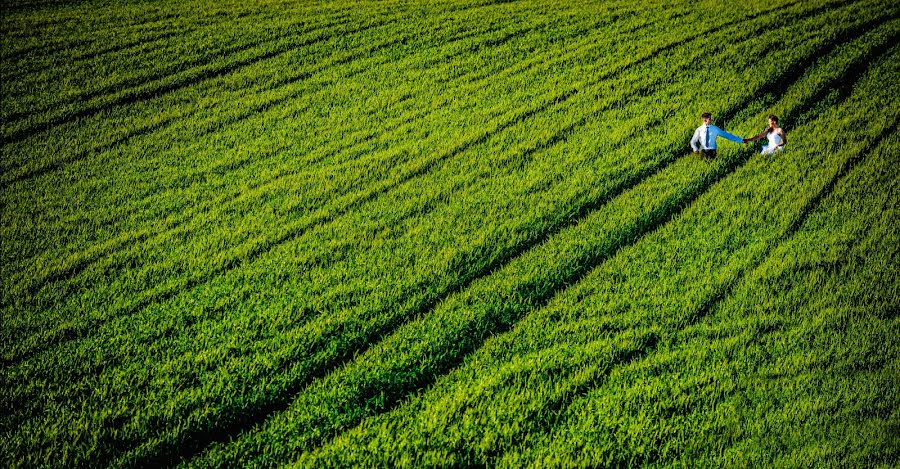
[0,0,627,289]
[3,0,828,388]
[1,0,718,354]
[33,5,892,466]
[1,0,897,467]
[294,38,900,469]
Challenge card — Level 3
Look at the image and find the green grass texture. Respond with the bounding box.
[1,0,898,466]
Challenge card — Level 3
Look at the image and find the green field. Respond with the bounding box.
[2,0,899,466]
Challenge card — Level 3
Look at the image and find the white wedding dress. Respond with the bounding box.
[760,129,783,155]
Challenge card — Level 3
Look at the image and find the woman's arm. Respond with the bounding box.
[743,128,769,143]
[778,128,786,146]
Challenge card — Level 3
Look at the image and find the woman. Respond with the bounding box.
[743,115,786,155]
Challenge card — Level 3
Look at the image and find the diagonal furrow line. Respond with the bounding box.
[475,334,662,465]
[0,0,425,122]
[688,116,899,328]
[1,113,182,191]
[0,2,812,458]
[227,21,899,459]
[432,6,676,87]
[1,0,516,136]
[0,2,672,311]
[2,24,192,84]
[0,10,186,64]
[0,7,330,123]
[7,94,578,361]
[178,11,557,150]
[0,12,396,145]
[0,31,410,190]
[683,36,900,326]
[528,118,900,469]
[0,0,849,369]
[3,31,168,82]
[462,44,900,468]
[3,4,193,42]
[128,11,893,466]
[270,3,896,386]
[5,9,856,394]
[366,330,661,466]
[332,0,830,213]
[18,0,609,170]
[0,17,415,186]
[0,0,681,200]
[3,3,888,464]
[1,10,576,300]
[0,3,560,188]
[233,0,831,259]
[1,101,622,419]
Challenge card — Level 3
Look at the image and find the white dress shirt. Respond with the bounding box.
[690,124,742,151]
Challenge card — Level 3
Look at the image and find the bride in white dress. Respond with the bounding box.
[744,115,787,155]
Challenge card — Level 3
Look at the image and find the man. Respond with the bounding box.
[690,112,743,158]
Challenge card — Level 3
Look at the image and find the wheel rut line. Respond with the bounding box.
[0,1,388,123]
[0,9,555,188]
[0,2,856,436]
[0,112,185,192]
[0,13,402,146]
[1,95,655,414]
[0,0,714,198]
[0,27,411,188]
[124,12,884,466]
[474,333,661,465]
[0,0,852,371]
[4,28,185,85]
[0,10,188,64]
[276,3,899,405]
[0,10,348,123]
[0,26,721,454]
[1,14,566,299]
[252,17,896,457]
[2,0,623,182]
[689,116,899,329]
[531,118,900,469]
[0,0,540,143]
[490,47,900,462]
[1,2,880,464]
[686,35,900,328]
[0,17,414,187]
[2,7,674,314]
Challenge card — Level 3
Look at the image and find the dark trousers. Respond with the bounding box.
[700,149,717,159]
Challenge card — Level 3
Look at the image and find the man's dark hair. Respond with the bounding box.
[768,114,778,123]
[701,112,712,119]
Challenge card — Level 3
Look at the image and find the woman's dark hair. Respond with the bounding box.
[768,114,779,123]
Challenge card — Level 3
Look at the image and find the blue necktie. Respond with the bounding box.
[705,125,711,149]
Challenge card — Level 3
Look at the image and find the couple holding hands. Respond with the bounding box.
[690,112,786,158]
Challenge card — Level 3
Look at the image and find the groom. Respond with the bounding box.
[690,112,743,158]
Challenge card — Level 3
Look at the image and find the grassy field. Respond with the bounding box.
[1,0,898,466]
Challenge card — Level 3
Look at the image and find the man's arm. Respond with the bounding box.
[716,126,743,144]
[690,128,701,152]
